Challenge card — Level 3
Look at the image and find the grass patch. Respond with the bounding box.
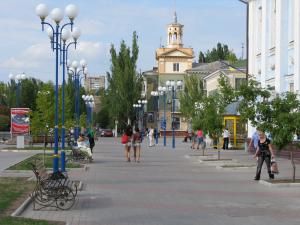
[7,154,81,171]
[0,177,63,225]
[5,146,72,151]
[0,217,64,225]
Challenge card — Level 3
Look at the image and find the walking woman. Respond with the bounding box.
[123,125,133,162]
[133,127,142,162]
[253,131,275,180]
[196,129,204,150]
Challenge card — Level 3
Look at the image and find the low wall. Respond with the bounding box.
[159,130,187,137]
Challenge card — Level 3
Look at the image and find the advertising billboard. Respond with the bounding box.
[11,108,30,134]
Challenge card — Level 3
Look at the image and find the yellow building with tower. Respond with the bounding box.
[143,12,194,136]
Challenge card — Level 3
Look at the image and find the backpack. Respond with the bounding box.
[121,134,129,144]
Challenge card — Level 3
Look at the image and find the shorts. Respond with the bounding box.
[123,142,131,147]
[134,143,141,147]
[198,137,203,144]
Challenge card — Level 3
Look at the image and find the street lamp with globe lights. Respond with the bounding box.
[68,59,88,141]
[136,99,147,133]
[36,3,80,173]
[133,103,142,128]
[8,73,27,107]
[150,91,160,144]
[60,27,81,169]
[156,86,167,146]
[82,95,95,128]
[166,80,183,149]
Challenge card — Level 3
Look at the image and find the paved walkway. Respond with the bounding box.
[21,138,300,225]
[0,150,36,173]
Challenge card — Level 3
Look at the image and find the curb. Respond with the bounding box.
[216,164,256,170]
[198,159,235,163]
[11,180,83,217]
[11,195,33,217]
[259,180,300,188]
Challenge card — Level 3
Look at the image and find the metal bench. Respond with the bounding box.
[68,146,92,163]
[30,159,78,210]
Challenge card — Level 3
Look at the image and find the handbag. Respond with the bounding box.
[271,159,279,174]
[121,134,129,144]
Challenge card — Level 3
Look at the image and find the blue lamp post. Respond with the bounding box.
[166,80,182,149]
[82,95,94,128]
[8,73,27,107]
[158,86,167,146]
[67,60,87,141]
[151,91,160,144]
[133,103,142,129]
[36,3,79,172]
[137,99,147,131]
[60,30,80,173]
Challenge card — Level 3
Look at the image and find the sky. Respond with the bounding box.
[0,0,246,83]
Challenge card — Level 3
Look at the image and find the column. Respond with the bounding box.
[248,0,256,78]
[294,0,300,93]
[248,0,257,138]
[260,0,270,88]
[275,0,289,93]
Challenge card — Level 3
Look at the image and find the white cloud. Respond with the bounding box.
[78,19,106,36]
[0,42,52,70]
[68,41,108,59]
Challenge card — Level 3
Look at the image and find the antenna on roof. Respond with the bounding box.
[160,36,162,48]
[241,42,244,60]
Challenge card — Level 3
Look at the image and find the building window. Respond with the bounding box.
[172,117,180,130]
[289,83,294,92]
[173,63,179,72]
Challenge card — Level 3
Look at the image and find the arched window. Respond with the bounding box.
[169,33,172,44]
[172,32,177,42]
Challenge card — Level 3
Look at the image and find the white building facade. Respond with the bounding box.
[248,0,300,136]
[248,0,299,93]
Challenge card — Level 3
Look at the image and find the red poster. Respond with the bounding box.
[11,108,30,134]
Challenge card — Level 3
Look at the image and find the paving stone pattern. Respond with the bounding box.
[21,138,300,225]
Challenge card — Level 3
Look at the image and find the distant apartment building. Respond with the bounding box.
[84,75,105,92]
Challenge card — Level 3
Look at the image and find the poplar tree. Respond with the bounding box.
[105,31,142,129]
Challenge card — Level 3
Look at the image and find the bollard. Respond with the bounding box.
[218,150,220,160]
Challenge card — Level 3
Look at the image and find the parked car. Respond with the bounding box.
[100,129,113,137]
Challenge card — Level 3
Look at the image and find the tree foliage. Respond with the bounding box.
[104,31,143,129]
[199,43,237,64]
[179,75,205,119]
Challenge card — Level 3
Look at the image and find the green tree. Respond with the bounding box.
[237,80,270,123]
[199,43,238,64]
[198,51,205,63]
[179,75,205,120]
[96,108,111,128]
[20,78,42,110]
[191,75,236,139]
[79,113,87,129]
[104,31,143,129]
[0,105,10,131]
[30,82,55,138]
[192,94,223,138]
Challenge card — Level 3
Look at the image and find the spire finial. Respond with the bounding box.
[173,0,177,23]
[174,11,177,23]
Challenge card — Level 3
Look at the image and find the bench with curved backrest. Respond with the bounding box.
[68,142,92,163]
[30,159,78,210]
